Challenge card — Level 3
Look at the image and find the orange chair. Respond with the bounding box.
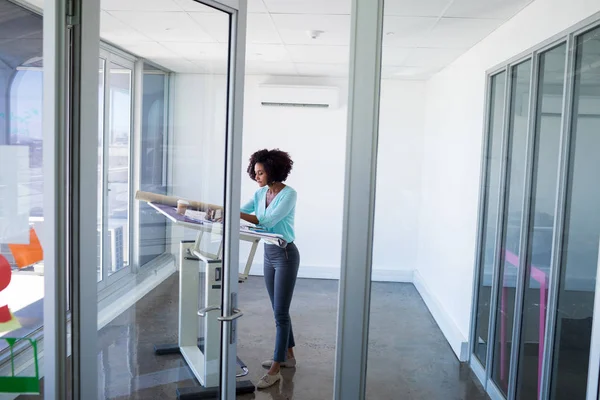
[7,227,43,269]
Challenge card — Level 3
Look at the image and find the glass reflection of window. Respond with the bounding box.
[98,58,105,283]
[9,70,43,215]
[138,69,167,267]
[106,63,132,276]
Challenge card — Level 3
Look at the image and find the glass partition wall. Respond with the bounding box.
[0,0,172,381]
[470,17,600,400]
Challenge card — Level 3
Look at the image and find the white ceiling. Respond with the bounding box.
[26,0,536,79]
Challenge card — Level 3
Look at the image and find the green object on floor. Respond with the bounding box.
[0,337,40,394]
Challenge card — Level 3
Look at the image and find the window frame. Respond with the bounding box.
[97,48,135,290]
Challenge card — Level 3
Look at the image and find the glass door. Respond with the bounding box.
[187,1,248,397]
[93,1,249,399]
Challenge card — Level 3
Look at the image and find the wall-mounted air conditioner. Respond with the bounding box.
[97,225,124,273]
[258,84,340,109]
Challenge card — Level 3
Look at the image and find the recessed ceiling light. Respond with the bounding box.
[307,30,325,39]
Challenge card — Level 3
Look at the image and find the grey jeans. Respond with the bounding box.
[264,242,300,362]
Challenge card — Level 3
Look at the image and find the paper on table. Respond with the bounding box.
[184,209,208,222]
[240,224,283,239]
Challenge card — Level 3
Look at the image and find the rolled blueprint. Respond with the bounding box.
[135,191,223,211]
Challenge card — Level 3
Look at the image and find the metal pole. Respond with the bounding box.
[43,0,68,396]
[68,0,101,397]
[333,0,384,398]
[132,59,144,269]
[219,0,246,398]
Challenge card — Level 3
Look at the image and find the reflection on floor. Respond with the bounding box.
[19,273,489,399]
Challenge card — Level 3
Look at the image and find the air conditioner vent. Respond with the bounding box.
[258,84,339,109]
[260,102,330,108]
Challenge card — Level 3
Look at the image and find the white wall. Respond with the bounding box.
[374,80,425,281]
[415,0,600,359]
[168,74,228,259]
[239,76,348,279]
[169,74,227,205]
[169,74,426,281]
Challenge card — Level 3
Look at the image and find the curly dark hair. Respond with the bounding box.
[247,149,294,183]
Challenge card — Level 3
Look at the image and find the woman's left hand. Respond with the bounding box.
[205,208,223,222]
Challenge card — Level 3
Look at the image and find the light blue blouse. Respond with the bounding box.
[241,186,297,244]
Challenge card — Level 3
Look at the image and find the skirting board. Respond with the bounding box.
[413,270,469,361]
[244,263,414,283]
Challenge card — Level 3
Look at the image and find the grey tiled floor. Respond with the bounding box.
[19,273,489,399]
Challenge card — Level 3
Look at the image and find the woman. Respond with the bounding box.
[240,149,300,389]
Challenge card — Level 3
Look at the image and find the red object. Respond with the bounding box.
[0,255,12,323]
[502,249,547,399]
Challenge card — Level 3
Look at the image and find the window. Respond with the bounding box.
[473,71,506,366]
[516,44,566,400]
[138,65,168,266]
[97,52,134,285]
[492,60,532,395]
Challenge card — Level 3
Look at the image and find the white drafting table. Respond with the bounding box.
[147,202,282,399]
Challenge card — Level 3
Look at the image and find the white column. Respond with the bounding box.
[334,0,384,399]
[69,0,101,398]
[131,59,144,270]
[43,0,68,396]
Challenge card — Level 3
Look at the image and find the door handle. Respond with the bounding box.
[198,305,220,317]
[217,308,243,322]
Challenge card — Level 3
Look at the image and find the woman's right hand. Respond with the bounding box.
[205,208,217,221]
